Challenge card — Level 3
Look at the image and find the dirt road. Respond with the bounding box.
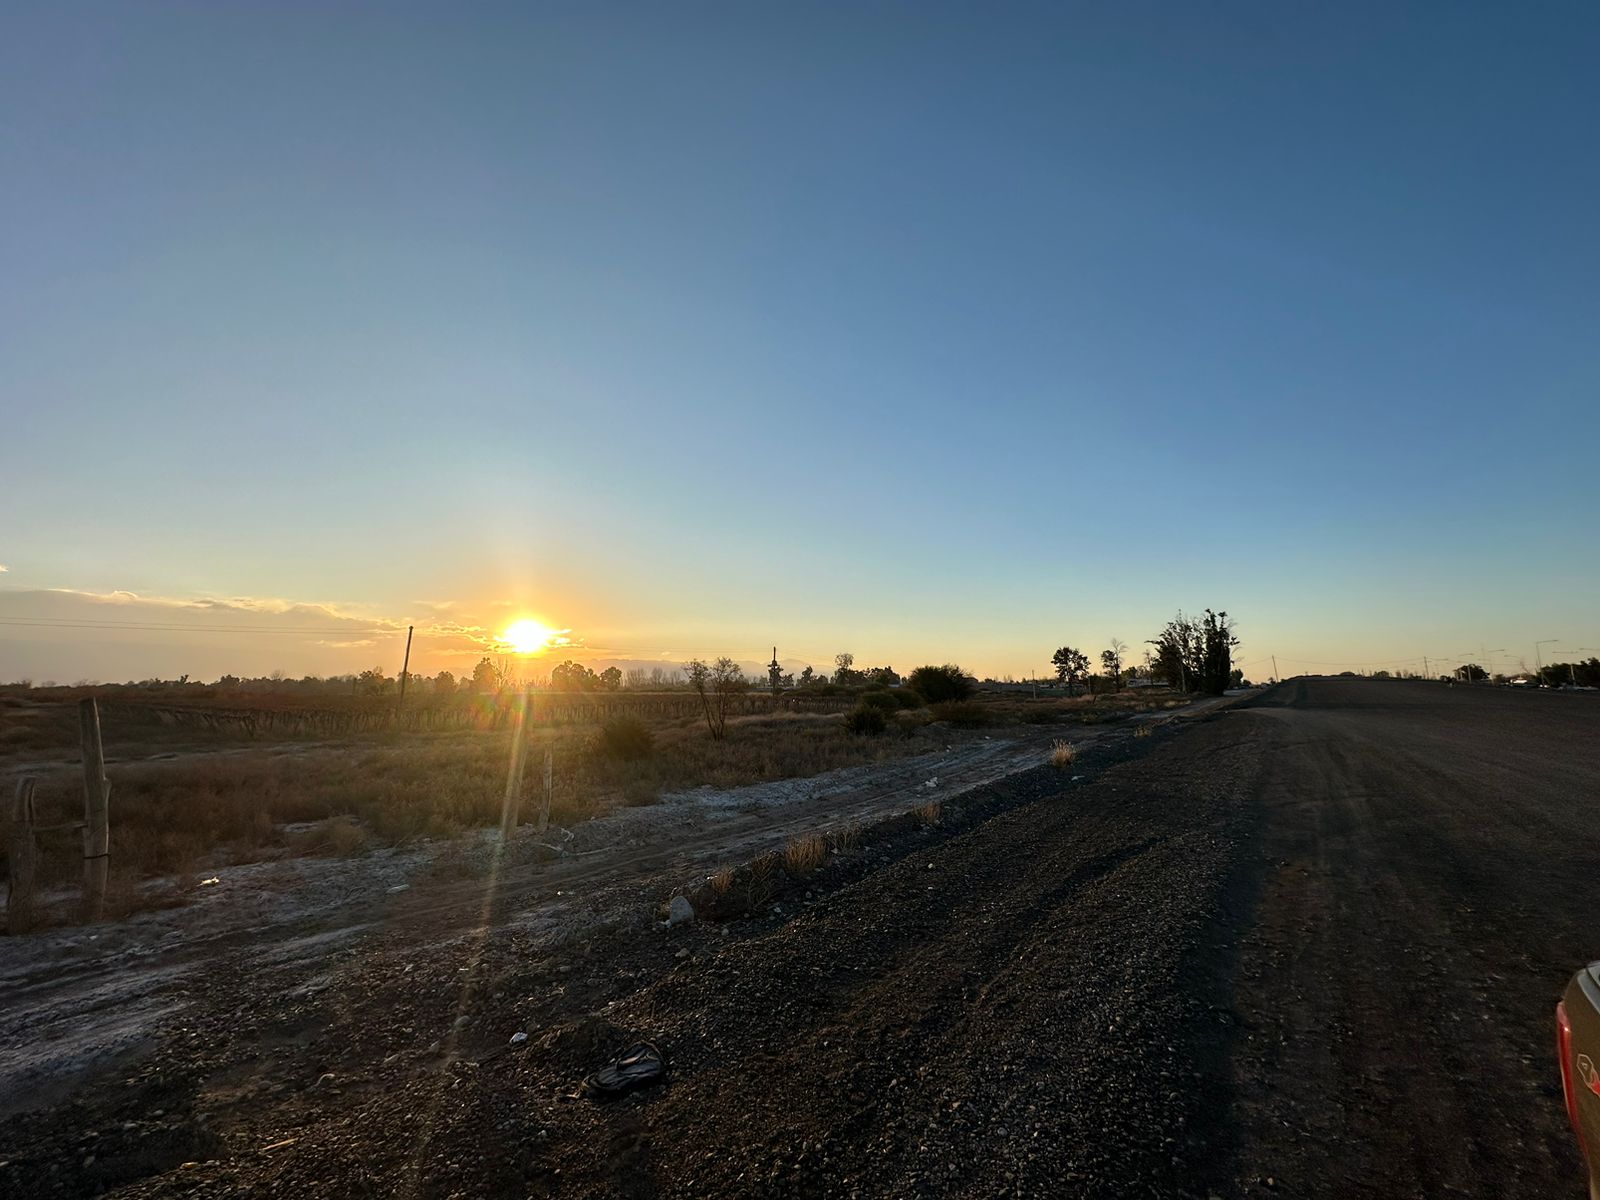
[3,680,1596,1197]
[1227,678,1600,1197]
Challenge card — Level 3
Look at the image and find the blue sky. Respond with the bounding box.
[3,2,1597,683]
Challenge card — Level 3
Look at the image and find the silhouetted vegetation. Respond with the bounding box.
[907,664,974,703]
[1147,609,1239,695]
[597,715,654,760]
[843,704,888,736]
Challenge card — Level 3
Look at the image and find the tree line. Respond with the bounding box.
[1051,609,1241,697]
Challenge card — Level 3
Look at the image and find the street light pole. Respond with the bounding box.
[1535,639,1560,686]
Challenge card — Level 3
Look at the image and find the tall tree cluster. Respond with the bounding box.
[1147,610,1238,695]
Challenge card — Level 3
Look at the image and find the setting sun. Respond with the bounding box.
[500,618,558,655]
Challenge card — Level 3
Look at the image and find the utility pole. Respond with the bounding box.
[79,698,110,922]
[1272,654,1280,683]
[398,625,414,706]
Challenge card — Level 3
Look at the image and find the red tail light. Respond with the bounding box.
[1558,1000,1588,1155]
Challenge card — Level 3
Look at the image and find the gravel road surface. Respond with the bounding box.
[2,678,1595,1197]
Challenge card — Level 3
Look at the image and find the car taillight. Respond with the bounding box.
[1558,1000,1588,1155]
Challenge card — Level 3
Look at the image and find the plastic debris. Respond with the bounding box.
[583,1042,666,1100]
[510,1031,529,1045]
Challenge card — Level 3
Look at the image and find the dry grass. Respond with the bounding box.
[745,851,781,907]
[915,799,942,827]
[978,690,1183,727]
[783,833,827,877]
[4,685,1192,894]
[829,819,863,853]
[709,866,735,895]
[1134,724,1153,738]
[1049,739,1076,769]
[0,707,943,886]
[289,815,368,857]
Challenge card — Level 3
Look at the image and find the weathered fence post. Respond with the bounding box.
[538,747,553,832]
[500,688,528,839]
[79,697,110,921]
[8,777,38,933]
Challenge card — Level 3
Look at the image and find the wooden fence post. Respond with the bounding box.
[500,688,528,839]
[538,748,553,832]
[79,697,110,921]
[8,777,38,933]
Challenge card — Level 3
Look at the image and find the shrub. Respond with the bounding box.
[858,690,899,713]
[829,820,863,853]
[890,689,924,710]
[915,799,941,827]
[783,833,827,876]
[928,700,987,728]
[291,815,368,857]
[843,704,888,736]
[1134,724,1153,739]
[1049,740,1076,769]
[907,664,974,704]
[597,716,654,760]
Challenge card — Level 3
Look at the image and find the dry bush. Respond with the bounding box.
[596,716,654,761]
[783,833,827,877]
[709,867,735,895]
[843,705,888,736]
[1134,724,1153,739]
[915,799,942,827]
[829,820,863,853]
[928,700,987,728]
[1049,740,1076,769]
[746,851,781,907]
[291,815,368,857]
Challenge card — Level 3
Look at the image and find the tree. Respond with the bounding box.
[357,667,393,695]
[1546,658,1600,688]
[471,656,503,693]
[1100,639,1126,689]
[433,669,456,694]
[684,657,747,740]
[550,660,600,691]
[865,666,901,687]
[1197,610,1239,695]
[1148,613,1201,693]
[798,665,815,686]
[833,652,862,688]
[1456,662,1488,682]
[1051,646,1090,695]
[599,666,622,691]
[908,664,974,703]
[768,649,783,695]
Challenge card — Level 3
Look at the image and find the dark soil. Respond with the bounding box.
[3,678,1595,1197]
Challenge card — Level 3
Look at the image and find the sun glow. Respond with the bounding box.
[500,618,560,656]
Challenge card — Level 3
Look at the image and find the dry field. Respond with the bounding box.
[0,687,1183,925]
